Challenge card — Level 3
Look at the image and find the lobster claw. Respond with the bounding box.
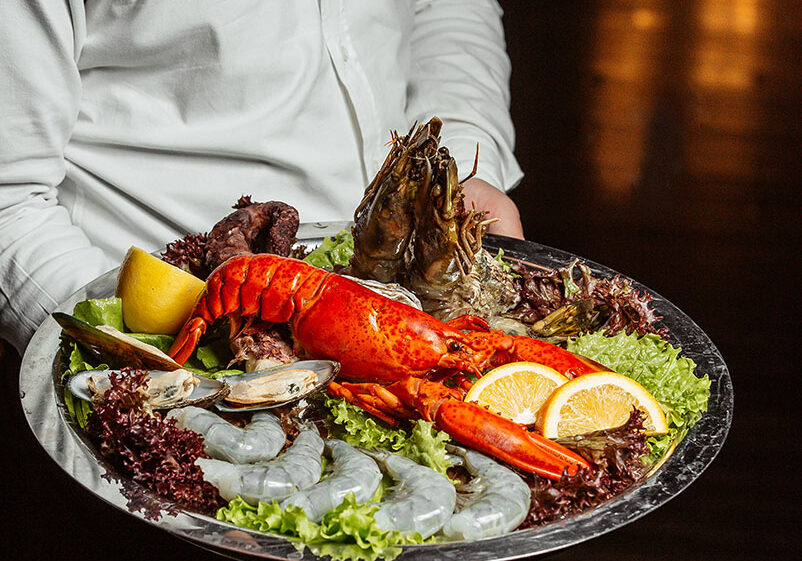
[335,376,589,481]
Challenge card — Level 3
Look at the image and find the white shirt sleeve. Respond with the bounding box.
[0,1,112,353]
[405,0,524,192]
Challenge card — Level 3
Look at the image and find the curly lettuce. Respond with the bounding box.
[321,396,451,476]
[217,493,428,561]
[72,297,126,331]
[567,331,710,462]
[61,342,103,429]
[303,230,354,269]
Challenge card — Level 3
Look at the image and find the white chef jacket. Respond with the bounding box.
[0,0,522,353]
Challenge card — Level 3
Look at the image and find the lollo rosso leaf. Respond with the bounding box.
[521,409,650,527]
[86,367,225,515]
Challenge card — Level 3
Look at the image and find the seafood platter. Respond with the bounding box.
[20,119,732,561]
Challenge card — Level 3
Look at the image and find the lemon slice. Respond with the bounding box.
[115,246,206,334]
[537,371,668,438]
[464,362,569,425]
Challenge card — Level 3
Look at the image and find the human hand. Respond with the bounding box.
[461,177,525,240]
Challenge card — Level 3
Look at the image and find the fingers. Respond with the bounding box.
[462,178,525,240]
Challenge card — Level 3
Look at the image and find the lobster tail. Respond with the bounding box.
[167,254,330,365]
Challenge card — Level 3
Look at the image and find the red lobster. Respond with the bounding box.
[169,254,603,480]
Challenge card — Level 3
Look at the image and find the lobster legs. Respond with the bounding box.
[328,377,590,481]
[171,317,207,365]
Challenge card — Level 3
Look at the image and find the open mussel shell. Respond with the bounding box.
[53,312,181,371]
[68,369,229,410]
[216,359,340,412]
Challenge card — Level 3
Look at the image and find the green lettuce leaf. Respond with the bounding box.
[566,331,711,462]
[303,230,354,269]
[492,249,520,278]
[323,396,408,452]
[321,396,452,476]
[72,297,125,330]
[61,342,105,429]
[126,332,174,354]
[217,493,427,561]
[194,337,235,371]
[401,421,452,476]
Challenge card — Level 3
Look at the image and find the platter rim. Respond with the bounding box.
[19,220,734,561]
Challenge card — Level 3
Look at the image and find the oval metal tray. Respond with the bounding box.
[19,221,733,560]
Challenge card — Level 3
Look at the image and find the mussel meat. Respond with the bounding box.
[69,368,229,409]
[218,360,339,411]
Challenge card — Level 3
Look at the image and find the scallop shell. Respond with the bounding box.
[217,360,339,412]
[68,369,230,410]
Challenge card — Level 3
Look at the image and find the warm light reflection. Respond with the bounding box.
[588,4,664,198]
[698,0,758,35]
[687,0,761,181]
[631,9,661,30]
[693,0,760,88]
[588,1,762,196]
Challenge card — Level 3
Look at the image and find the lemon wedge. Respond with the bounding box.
[115,246,205,334]
[464,362,569,425]
[536,371,668,438]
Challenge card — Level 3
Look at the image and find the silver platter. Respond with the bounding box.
[19,221,733,560]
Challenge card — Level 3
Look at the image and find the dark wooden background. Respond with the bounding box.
[1,1,799,559]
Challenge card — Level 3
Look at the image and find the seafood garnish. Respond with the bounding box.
[530,299,609,339]
[167,253,597,480]
[509,258,668,339]
[361,448,456,539]
[53,312,181,371]
[217,360,340,411]
[196,426,324,505]
[441,445,531,541]
[85,368,226,515]
[69,369,228,410]
[167,407,286,464]
[280,439,382,523]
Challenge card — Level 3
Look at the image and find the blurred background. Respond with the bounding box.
[2,0,799,559]
[505,1,798,559]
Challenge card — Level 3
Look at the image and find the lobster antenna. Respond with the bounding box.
[459,144,480,184]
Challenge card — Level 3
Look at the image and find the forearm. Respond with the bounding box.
[407,0,523,193]
[0,0,111,352]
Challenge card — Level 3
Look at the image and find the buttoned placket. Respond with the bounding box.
[319,0,385,180]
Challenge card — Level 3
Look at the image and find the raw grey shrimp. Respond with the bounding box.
[167,406,285,464]
[280,439,382,523]
[362,448,456,539]
[441,445,531,541]
[196,426,324,505]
